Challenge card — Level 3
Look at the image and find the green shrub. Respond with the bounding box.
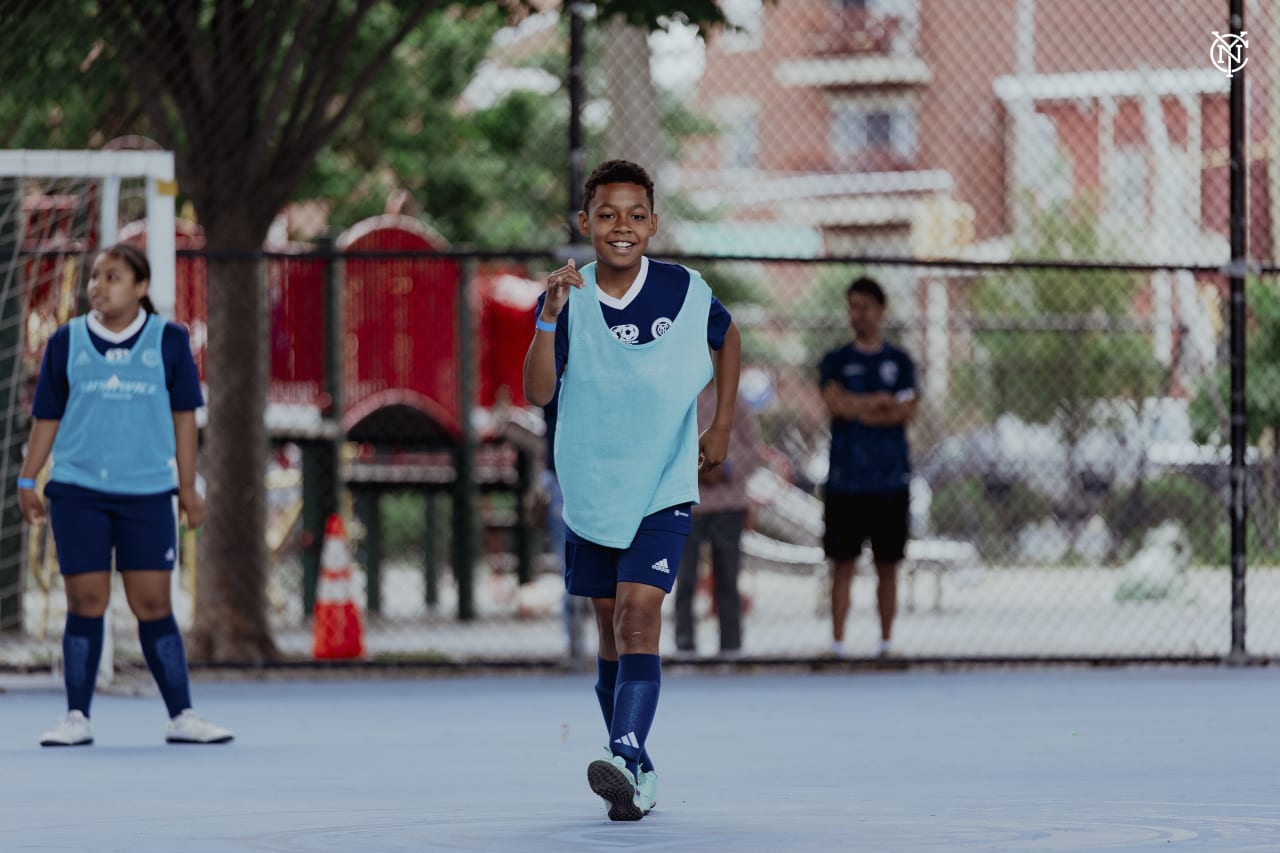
[1102,476,1223,563]
[929,477,1052,560]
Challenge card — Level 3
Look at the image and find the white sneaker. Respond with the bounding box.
[587,753,645,821]
[40,710,94,746]
[637,767,658,813]
[829,640,847,658]
[165,709,234,744]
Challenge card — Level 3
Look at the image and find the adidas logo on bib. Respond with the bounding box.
[650,558,670,574]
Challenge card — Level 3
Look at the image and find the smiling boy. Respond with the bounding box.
[523,160,741,820]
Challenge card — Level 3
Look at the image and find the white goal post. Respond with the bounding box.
[0,148,181,684]
[0,149,177,317]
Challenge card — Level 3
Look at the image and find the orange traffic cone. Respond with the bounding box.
[313,514,365,660]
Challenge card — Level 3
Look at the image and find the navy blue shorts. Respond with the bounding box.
[45,482,177,575]
[823,488,910,564]
[564,504,692,598]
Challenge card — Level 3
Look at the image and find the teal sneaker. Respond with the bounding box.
[587,753,646,821]
[637,768,658,813]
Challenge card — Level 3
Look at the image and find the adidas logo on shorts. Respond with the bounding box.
[650,558,670,574]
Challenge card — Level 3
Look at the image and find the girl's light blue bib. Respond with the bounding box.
[51,315,177,494]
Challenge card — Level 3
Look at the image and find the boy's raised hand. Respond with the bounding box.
[542,258,583,319]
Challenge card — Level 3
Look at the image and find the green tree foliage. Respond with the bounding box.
[1188,278,1280,558]
[1190,278,1280,446]
[295,7,576,247]
[0,2,131,148]
[974,205,1163,445]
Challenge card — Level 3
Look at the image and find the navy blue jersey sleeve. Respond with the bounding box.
[533,293,569,377]
[707,297,731,350]
[817,348,840,388]
[896,349,917,396]
[163,322,204,410]
[30,326,72,419]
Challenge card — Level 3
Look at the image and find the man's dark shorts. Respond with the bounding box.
[823,488,909,564]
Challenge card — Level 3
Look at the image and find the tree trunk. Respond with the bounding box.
[188,216,278,662]
[602,20,668,248]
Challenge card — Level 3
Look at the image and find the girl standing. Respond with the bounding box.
[19,242,233,746]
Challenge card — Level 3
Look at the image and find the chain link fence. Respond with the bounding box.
[1,0,1278,666]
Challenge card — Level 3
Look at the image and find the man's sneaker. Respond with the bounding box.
[40,710,93,746]
[587,753,645,821]
[637,768,658,813]
[165,709,234,744]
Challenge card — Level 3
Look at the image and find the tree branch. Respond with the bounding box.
[210,0,263,173]
[163,0,216,112]
[294,0,442,180]
[110,0,208,133]
[253,0,319,163]
[104,5,178,145]
[288,0,380,151]
[272,0,345,162]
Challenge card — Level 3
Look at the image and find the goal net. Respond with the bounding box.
[0,150,176,675]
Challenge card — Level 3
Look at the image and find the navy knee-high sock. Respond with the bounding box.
[63,613,104,715]
[609,653,661,778]
[138,615,192,718]
[596,657,653,772]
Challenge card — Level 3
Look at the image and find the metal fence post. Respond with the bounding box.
[354,487,381,616]
[1226,0,1249,664]
[425,491,439,607]
[300,237,343,617]
[452,259,477,620]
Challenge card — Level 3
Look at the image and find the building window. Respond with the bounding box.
[831,105,917,169]
[1026,112,1074,212]
[1111,145,1148,226]
[722,112,760,169]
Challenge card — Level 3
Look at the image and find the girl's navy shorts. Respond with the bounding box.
[564,503,693,598]
[44,482,177,575]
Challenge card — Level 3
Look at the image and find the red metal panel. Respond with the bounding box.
[20,195,88,395]
[267,251,327,408]
[477,267,540,409]
[337,216,461,440]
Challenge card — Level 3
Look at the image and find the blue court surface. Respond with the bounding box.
[1,666,1277,852]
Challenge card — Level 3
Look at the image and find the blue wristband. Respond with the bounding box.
[17,478,35,490]
[535,318,557,333]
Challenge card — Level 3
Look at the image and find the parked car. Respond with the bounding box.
[915,397,1255,505]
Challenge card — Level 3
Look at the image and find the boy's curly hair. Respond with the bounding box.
[583,160,655,212]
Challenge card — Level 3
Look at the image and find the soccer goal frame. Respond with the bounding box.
[0,149,180,681]
[0,149,178,317]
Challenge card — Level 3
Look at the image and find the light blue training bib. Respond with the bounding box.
[51,315,177,494]
[555,262,713,548]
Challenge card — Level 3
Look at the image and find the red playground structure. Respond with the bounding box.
[22,201,548,622]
